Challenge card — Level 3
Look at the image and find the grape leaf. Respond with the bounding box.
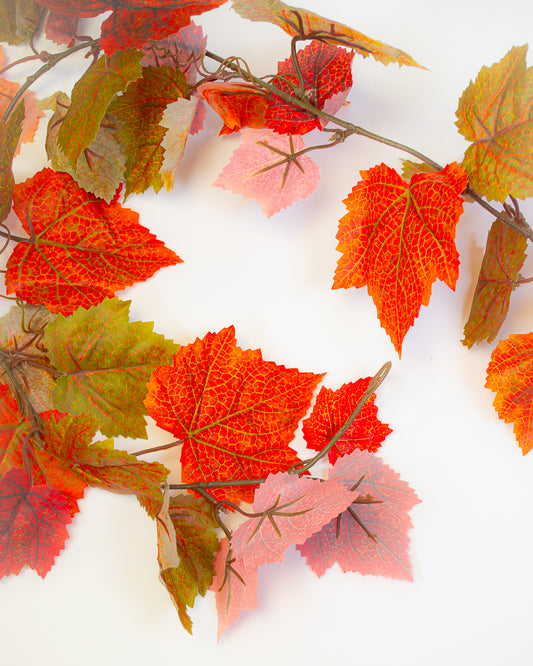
[231,0,421,67]
[463,219,528,348]
[0,304,57,413]
[213,127,320,217]
[456,45,533,202]
[157,491,219,633]
[0,102,24,223]
[302,378,392,464]
[57,48,143,169]
[43,298,180,439]
[231,472,359,567]
[0,0,44,45]
[4,168,182,315]
[35,0,228,54]
[210,537,258,640]
[108,65,189,196]
[44,91,127,203]
[198,82,270,135]
[160,97,199,189]
[44,11,78,46]
[486,332,533,454]
[297,450,421,580]
[333,162,468,355]
[265,40,353,135]
[0,82,42,157]
[0,467,73,578]
[0,383,28,479]
[144,325,325,503]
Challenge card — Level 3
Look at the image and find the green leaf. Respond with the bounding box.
[463,219,528,348]
[43,298,180,439]
[0,102,24,223]
[0,0,44,45]
[58,48,143,168]
[44,92,126,203]
[108,65,189,196]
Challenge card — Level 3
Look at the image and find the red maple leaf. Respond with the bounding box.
[0,467,73,578]
[144,326,325,503]
[486,332,533,454]
[34,0,228,54]
[302,378,392,463]
[266,40,353,135]
[333,162,468,355]
[297,450,421,580]
[198,82,270,135]
[4,168,181,315]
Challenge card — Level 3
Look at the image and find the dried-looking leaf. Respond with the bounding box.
[0,102,24,223]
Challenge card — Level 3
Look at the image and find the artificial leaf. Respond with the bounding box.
[44,298,180,439]
[108,65,189,196]
[0,101,24,223]
[35,0,228,54]
[265,40,353,135]
[456,45,533,201]
[231,471,359,567]
[144,325,325,503]
[333,162,468,355]
[463,219,527,348]
[4,168,182,315]
[213,127,320,217]
[57,49,143,169]
[0,0,44,44]
[44,11,78,46]
[198,82,270,135]
[35,412,169,517]
[160,97,199,189]
[210,537,258,640]
[486,332,533,454]
[0,467,73,578]
[44,91,127,203]
[158,492,219,632]
[0,304,57,413]
[231,0,421,67]
[302,377,392,464]
[297,450,420,580]
[0,78,43,156]
[0,383,28,479]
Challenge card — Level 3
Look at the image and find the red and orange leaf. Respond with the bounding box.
[0,467,74,578]
[231,0,422,67]
[0,77,43,158]
[144,326,324,503]
[4,168,181,315]
[333,162,468,355]
[198,82,269,135]
[456,45,533,202]
[231,471,359,568]
[463,219,528,348]
[35,0,228,54]
[265,40,353,135]
[44,12,78,46]
[302,378,392,464]
[0,101,24,223]
[213,128,320,217]
[210,537,258,640]
[297,450,420,579]
[486,332,533,455]
[0,383,28,479]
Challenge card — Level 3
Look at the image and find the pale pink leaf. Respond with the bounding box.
[210,537,258,640]
[213,128,320,217]
[231,472,358,567]
[296,450,421,579]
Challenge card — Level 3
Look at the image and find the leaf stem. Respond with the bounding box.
[132,440,183,456]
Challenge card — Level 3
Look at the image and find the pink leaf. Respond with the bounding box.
[213,128,320,217]
[297,450,421,579]
[210,537,258,640]
[231,472,358,567]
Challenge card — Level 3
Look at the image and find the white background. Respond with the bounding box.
[2,1,533,664]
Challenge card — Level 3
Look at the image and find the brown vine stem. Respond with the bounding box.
[205,50,533,242]
[1,38,100,124]
[167,360,392,492]
[0,348,44,440]
[132,440,183,456]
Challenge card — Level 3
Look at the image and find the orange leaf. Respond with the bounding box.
[456,45,533,201]
[463,219,527,348]
[333,163,468,355]
[144,326,325,503]
[4,168,182,314]
[198,82,269,135]
[486,332,533,454]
